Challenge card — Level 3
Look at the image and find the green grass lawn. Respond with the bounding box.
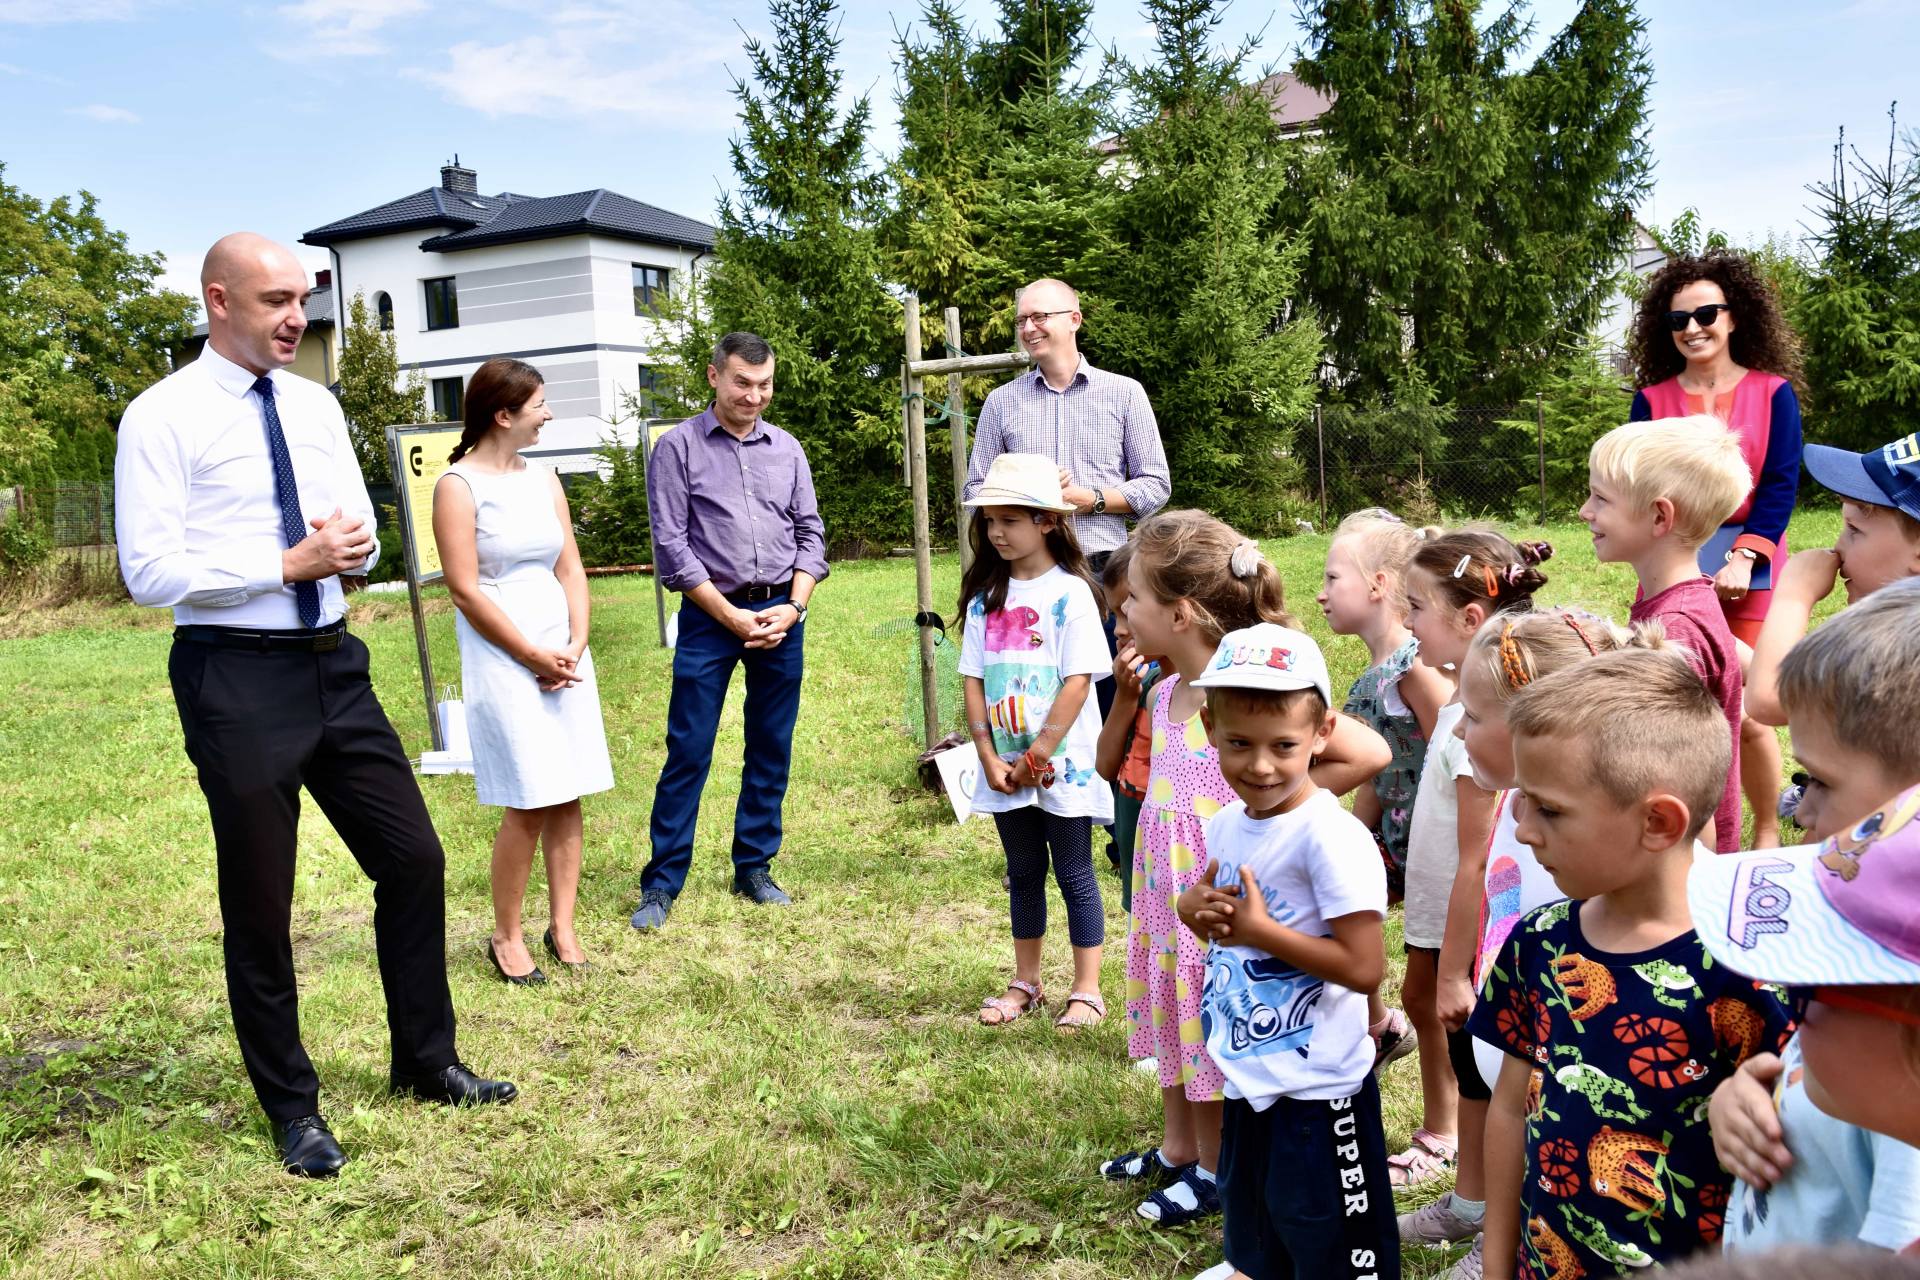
[0,511,1845,1278]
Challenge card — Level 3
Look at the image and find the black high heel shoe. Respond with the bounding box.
[543,928,590,973]
[488,939,547,986]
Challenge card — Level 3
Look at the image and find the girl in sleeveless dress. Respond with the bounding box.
[433,359,614,984]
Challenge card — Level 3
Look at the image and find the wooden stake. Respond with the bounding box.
[905,296,941,750]
[943,306,971,575]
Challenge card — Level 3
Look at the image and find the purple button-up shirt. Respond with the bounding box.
[646,406,829,596]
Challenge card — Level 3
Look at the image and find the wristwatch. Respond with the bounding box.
[791,602,809,624]
[1727,547,1759,563]
[1091,489,1108,516]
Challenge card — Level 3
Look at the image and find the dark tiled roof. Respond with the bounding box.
[418,189,716,253]
[301,188,518,247]
[190,284,334,339]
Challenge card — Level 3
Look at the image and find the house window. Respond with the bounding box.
[632,264,669,315]
[635,364,660,414]
[375,291,393,332]
[431,376,464,423]
[424,277,459,330]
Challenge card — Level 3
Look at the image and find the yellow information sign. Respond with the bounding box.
[385,424,466,584]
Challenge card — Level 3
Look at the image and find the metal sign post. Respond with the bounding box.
[384,422,465,751]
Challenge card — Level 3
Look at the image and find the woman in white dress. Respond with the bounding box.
[432,359,614,984]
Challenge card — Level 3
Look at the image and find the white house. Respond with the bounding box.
[301,159,716,471]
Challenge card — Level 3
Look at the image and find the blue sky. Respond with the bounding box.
[2,0,1916,304]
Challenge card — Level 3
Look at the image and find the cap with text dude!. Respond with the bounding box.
[1189,623,1332,706]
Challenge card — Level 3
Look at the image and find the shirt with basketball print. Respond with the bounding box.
[1469,899,1793,1278]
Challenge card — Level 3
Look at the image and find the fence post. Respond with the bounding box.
[1315,403,1327,532]
[1536,391,1547,525]
[904,296,941,752]
[943,306,971,576]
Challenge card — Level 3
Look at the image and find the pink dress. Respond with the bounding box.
[1125,674,1232,1099]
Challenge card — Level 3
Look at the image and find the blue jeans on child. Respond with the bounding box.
[642,595,805,897]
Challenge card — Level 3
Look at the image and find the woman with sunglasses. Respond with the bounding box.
[1627,248,1805,847]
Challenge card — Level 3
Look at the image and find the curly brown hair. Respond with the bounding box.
[1628,249,1804,391]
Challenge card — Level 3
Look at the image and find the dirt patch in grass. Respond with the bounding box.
[0,1038,154,1133]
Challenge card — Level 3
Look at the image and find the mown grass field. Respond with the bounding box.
[0,511,1844,1279]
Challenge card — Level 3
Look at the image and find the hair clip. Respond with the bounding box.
[1498,619,1532,690]
[1482,565,1502,598]
[1452,554,1473,579]
[1229,540,1262,579]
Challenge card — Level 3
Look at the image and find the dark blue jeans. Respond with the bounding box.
[643,597,805,897]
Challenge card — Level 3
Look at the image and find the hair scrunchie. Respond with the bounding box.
[1229,540,1263,580]
[1498,619,1532,690]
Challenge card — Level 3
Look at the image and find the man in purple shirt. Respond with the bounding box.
[631,332,828,931]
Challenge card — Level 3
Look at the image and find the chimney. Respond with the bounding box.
[440,154,477,194]
[315,268,332,290]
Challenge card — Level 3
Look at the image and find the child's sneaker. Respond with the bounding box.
[1370,1007,1417,1072]
[1447,1234,1484,1279]
[1398,1192,1481,1245]
[1192,1264,1235,1280]
[1133,1056,1160,1075]
[1387,1128,1458,1188]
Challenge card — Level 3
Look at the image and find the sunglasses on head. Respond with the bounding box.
[1665,303,1731,331]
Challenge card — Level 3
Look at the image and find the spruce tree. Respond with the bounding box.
[1286,0,1651,403]
[667,0,902,548]
[1091,0,1321,534]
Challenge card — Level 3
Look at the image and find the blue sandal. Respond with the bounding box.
[1136,1164,1221,1228]
[1100,1145,1191,1186]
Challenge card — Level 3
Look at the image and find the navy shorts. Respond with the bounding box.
[1218,1075,1400,1280]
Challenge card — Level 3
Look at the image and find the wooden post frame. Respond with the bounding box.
[899,298,1032,751]
[384,422,466,752]
[943,306,971,576]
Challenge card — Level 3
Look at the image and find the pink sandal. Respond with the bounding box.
[1055,990,1106,1032]
[1387,1128,1458,1188]
[979,978,1044,1026]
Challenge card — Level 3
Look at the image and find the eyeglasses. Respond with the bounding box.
[1665,303,1731,332]
[1808,985,1920,1029]
[1015,309,1074,330]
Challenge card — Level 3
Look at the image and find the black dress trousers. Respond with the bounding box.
[168,631,457,1121]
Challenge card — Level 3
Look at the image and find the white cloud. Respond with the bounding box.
[67,103,139,123]
[405,14,737,123]
[279,0,429,57]
[0,0,133,21]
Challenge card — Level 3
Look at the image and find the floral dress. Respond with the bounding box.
[1124,674,1233,1100]
[1342,635,1429,897]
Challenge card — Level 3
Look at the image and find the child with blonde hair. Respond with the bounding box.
[1583,414,1753,850]
[1099,510,1390,1229]
[1473,647,1792,1280]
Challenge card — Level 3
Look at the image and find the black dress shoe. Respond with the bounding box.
[731,870,792,905]
[487,939,547,986]
[390,1062,518,1107]
[543,927,590,972]
[272,1113,347,1178]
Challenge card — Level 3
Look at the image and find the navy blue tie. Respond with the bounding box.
[254,376,322,628]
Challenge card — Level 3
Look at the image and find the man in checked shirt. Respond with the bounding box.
[965,276,1171,713]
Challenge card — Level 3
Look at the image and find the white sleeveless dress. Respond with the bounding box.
[445,462,614,809]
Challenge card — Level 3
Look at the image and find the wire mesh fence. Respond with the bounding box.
[6,485,117,569]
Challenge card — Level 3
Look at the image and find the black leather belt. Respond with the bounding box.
[174,621,347,653]
[727,580,792,605]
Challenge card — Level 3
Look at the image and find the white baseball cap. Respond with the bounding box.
[1189,623,1332,705]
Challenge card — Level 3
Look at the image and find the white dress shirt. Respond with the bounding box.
[115,341,377,628]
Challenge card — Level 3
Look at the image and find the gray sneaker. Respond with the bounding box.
[629,888,674,931]
[1447,1234,1484,1280]
[1398,1194,1482,1245]
[732,870,791,906]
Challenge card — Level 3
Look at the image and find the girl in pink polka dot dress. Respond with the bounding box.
[1099,511,1393,1229]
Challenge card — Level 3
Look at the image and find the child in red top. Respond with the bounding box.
[1582,414,1753,851]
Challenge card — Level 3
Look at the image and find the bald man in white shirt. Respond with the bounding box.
[115,234,514,1179]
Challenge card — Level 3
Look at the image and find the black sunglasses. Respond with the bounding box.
[1665,303,1731,331]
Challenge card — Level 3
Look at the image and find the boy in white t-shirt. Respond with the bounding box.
[1178,624,1398,1280]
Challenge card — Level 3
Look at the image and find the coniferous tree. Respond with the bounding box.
[1285,0,1651,402]
[1797,106,1920,452]
[668,0,902,548]
[1092,0,1321,533]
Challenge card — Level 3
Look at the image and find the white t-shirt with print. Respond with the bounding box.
[1199,790,1387,1107]
[957,565,1113,821]
[1403,700,1477,949]
[1472,794,1564,1093]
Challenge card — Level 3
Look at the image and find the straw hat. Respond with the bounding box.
[964,452,1077,514]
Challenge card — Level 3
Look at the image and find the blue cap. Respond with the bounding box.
[1805,434,1920,522]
